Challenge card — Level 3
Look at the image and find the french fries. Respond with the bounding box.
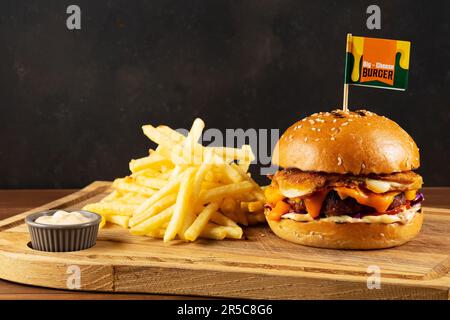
[164,168,197,242]
[199,181,254,204]
[83,202,136,217]
[83,118,266,242]
[106,215,130,228]
[129,193,176,227]
[113,177,156,197]
[185,202,221,241]
[130,206,174,235]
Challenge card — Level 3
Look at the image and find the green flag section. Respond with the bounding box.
[344,35,411,91]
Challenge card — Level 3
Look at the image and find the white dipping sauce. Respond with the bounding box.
[35,210,94,225]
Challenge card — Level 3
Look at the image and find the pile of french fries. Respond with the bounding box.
[83,118,266,242]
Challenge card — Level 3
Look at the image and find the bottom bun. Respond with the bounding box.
[266,209,423,250]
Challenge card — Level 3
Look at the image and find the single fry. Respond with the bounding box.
[130,168,160,178]
[184,202,220,241]
[130,206,174,236]
[101,190,121,203]
[187,118,205,144]
[135,176,168,190]
[117,193,147,205]
[156,125,185,143]
[99,215,106,228]
[222,164,242,183]
[146,228,166,239]
[199,181,254,204]
[238,160,250,174]
[199,223,227,240]
[200,224,243,240]
[164,168,196,242]
[142,124,177,146]
[201,181,222,190]
[130,193,177,227]
[113,177,156,197]
[210,144,255,163]
[83,202,136,217]
[129,154,172,173]
[135,174,182,215]
[210,211,239,227]
[192,149,214,200]
[222,226,243,239]
[248,201,264,212]
[106,215,130,228]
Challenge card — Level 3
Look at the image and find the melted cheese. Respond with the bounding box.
[335,187,398,212]
[405,190,417,201]
[267,200,290,221]
[303,190,328,218]
[268,182,418,221]
[264,186,285,205]
[282,205,420,224]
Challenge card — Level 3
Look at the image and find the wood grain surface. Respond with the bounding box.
[0,183,449,300]
[0,188,196,300]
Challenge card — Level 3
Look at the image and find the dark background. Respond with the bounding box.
[0,0,449,188]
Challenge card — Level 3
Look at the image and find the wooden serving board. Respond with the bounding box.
[0,182,449,299]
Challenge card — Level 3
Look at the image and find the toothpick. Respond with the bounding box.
[343,33,352,112]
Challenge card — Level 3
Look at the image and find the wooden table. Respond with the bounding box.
[0,189,196,300]
[0,188,448,300]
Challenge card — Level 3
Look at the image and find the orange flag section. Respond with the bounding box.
[361,37,396,86]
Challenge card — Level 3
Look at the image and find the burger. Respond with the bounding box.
[264,109,424,249]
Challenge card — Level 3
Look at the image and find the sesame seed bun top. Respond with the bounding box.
[272,110,420,175]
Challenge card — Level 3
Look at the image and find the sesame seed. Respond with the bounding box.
[361,163,366,169]
[315,138,320,141]
[331,127,336,131]
[308,119,315,124]
[333,119,337,123]
[311,127,316,131]
[316,118,325,123]
[331,137,335,140]
[317,128,321,132]
[304,137,308,142]
[337,156,342,166]
[341,122,349,126]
